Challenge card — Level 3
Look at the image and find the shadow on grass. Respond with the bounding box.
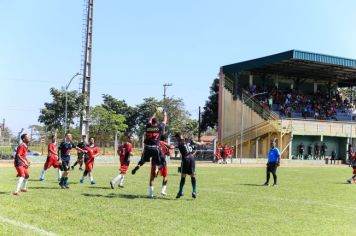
[30,186,61,190]
[81,193,189,201]
[0,192,7,195]
[88,186,112,190]
[239,183,265,187]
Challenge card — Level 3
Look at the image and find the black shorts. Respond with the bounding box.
[267,162,278,173]
[181,155,195,175]
[141,145,161,165]
[77,153,84,161]
[60,160,70,171]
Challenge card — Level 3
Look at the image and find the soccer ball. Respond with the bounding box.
[156,107,164,115]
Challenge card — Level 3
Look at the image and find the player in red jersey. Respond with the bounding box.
[110,134,133,189]
[13,134,31,196]
[79,137,100,184]
[39,135,62,182]
[347,151,356,184]
[149,135,174,197]
[221,144,230,164]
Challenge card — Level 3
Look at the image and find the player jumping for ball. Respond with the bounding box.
[149,134,175,197]
[131,109,167,197]
[110,134,133,188]
[39,135,62,182]
[13,134,31,196]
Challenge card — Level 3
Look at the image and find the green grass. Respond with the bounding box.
[0,164,355,235]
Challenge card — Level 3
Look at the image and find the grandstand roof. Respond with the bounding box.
[222,50,356,86]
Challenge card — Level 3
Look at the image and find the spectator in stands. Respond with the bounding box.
[297,143,304,159]
[321,142,327,159]
[307,143,313,159]
[314,143,320,160]
[330,149,337,165]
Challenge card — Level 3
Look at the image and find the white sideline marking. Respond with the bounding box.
[0,215,58,236]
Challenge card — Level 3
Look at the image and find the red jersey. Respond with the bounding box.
[118,142,133,160]
[14,143,28,167]
[222,146,230,158]
[48,142,57,159]
[83,145,100,161]
[159,141,174,156]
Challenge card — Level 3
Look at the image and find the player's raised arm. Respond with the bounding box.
[148,112,156,125]
[162,110,167,125]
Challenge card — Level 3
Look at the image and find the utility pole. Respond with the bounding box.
[79,0,94,142]
[163,83,173,102]
[198,106,201,142]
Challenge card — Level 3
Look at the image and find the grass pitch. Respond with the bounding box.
[0,163,355,235]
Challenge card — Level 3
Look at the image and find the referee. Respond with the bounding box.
[263,138,281,187]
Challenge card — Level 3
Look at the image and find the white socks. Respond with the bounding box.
[23,178,29,189]
[89,175,94,182]
[40,169,46,180]
[119,176,125,186]
[161,185,167,195]
[149,186,154,197]
[112,174,122,185]
[15,177,24,193]
[58,169,62,179]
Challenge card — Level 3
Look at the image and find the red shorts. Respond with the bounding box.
[120,164,129,174]
[85,160,94,171]
[150,165,168,177]
[44,157,60,170]
[15,166,29,178]
[353,168,356,175]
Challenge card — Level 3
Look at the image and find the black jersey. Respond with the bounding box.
[177,140,196,158]
[144,123,164,146]
[58,141,76,161]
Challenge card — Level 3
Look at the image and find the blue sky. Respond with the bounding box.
[1,0,356,134]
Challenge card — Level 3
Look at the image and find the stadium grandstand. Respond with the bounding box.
[218,50,356,160]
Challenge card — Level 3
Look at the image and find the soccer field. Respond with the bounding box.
[0,164,355,236]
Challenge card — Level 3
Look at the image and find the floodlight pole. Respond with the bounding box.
[163,83,173,102]
[240,92,267,164]
[64,72,81,135]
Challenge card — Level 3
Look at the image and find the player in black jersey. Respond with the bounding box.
[131,110,167,197]
[174,132,200,199]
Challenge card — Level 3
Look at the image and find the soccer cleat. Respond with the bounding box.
[119,184,124,188]
[71,166,74,170]
[110,181,114,189]
[347,179,352,184]
[273,184,278,187]
[60,185,66,189]
[192,192,197,198]
[39,178,44,182]
[80,179,84,184]
[176,192,184,199]
[65,185,70,189]
[13,192,19,196]
[131,166,139,175]
[263,182,270,186]
[79,167,83,171]
[20,189,28,192]
[161,191,167,196]
[90,181,96,185]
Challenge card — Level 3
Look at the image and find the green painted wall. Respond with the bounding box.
[292,135,348,160]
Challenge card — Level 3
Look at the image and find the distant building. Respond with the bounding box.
[219,50,356,160]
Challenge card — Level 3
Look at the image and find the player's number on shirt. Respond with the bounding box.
[146,133,159,140]
[184,144,193,153]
